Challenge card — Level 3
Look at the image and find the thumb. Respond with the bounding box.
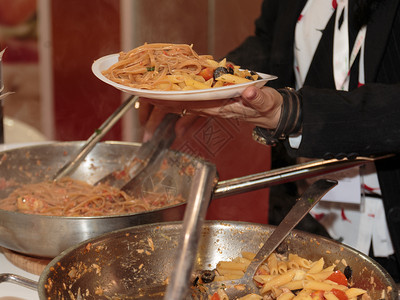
[241,86,281,114]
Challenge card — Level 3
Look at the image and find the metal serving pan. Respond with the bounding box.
[1,221,397,299]
[0,141,195,258]
[0,141,385,258]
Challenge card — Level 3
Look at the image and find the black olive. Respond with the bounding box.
[344,265,352,280]
[213,67,229,80]
[192,276,200,286]
[200,270,216,283]
[250,70,258,76]
[245,75,254,80]
[227,66,234,74]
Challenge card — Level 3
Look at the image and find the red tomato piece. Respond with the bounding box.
[255,268,269,276]
[331,288,349,300]
[310,290,325,299]
[226,63,235,70]
[210,292,221,300]
[198,67,214,81]
[327,270,348,286]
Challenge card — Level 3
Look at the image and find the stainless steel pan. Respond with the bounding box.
[0,141,195,258]
[0,141,387,258]
[1,221,398,299]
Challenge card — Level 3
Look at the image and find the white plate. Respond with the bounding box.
[92,53,277,101]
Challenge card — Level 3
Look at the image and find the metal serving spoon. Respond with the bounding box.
[52,95,138,181]
[95,113,180,188]
[197,178,338,299]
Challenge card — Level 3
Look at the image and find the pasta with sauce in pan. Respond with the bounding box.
[0,177,185,217]
[199,252,370,300]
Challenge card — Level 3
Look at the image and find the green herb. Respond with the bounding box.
[147,66,155,71]
[308,197,315,204]
[95,129,102,135]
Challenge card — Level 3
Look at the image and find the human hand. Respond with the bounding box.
[140,85,283,130]
[189,85,283,129]
[138,101,200,142]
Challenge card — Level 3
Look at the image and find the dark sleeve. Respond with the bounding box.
[285,83,400,158]
[225,0,279,73]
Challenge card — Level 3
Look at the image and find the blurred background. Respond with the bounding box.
[0,0,273,224]
[0,0,262,143]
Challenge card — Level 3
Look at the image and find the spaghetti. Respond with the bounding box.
[101,43,259,91]
[0,177,184,217]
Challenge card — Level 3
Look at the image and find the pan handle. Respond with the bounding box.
[0,273,38,290]
[213,154,394,199]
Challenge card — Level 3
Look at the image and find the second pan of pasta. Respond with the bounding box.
[0,141,202,258]
[8,221,398,299]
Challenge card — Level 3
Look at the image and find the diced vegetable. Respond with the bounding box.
[198,67,214,81]
[327,270,348,286]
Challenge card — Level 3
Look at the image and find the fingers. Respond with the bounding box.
[138,100,201,142]
[141,97,228,110]
[241,86,282,114]
[138,101,154,126]
[241,86,283,128]
[189,101,258,119]
[138,85,284,135]
[175,115,200,137]
[142,106,167,142]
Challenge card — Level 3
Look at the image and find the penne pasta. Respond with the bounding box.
[253,274,278,284]
[308,257,325,274]
[277,291,296,300]
[208,251,370,300]
[324,292,340,300]
[278,261,288,274]
[289,254,312,269]
[282,280,305,291]
[268,253,279,275]
[217,261,248,271]
[260,270,297,293]
[305,270,334,281]
[303,280,336,291]
[216,268,244,277]
[241,251,256,260]
[237,294,263,300]
[345,288,367,298]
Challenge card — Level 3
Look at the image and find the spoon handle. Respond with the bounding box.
[52,95,138,181]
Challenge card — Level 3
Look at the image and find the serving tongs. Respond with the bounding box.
[95,113,180,188]
[212,154,393,198]
[193,179,338,299]
[52,95,139,181]
[52,94,180,188]
[119,151,392,199]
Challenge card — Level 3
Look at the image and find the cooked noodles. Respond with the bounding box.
[0,177,184,217]
[102,43,259,91]
[207,252,368,299]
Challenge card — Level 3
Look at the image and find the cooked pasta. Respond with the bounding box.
[0,177,184,217]
[101,43,260,91]
[209,251,369,300]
